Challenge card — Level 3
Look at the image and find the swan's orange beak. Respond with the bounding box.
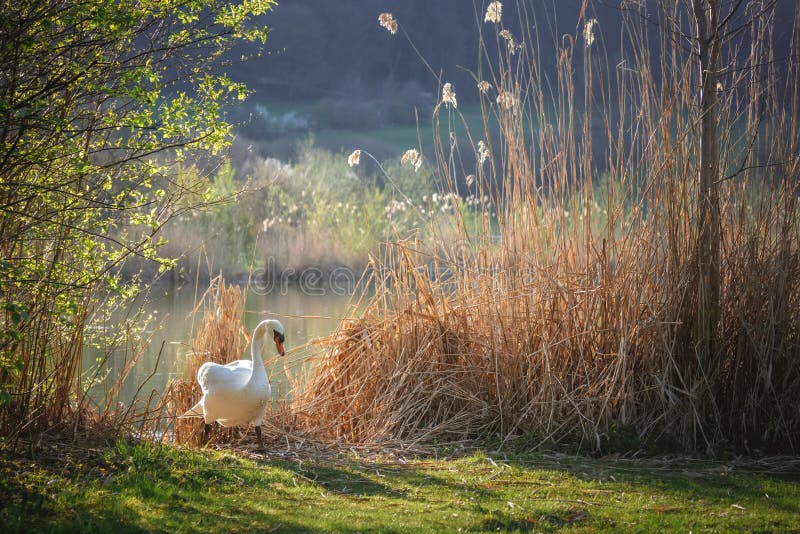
[275,339,285,356]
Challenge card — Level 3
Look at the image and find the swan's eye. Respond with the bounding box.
[273,330,285,343]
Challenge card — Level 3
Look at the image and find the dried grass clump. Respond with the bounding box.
[292,194,799,451]
[163,275,249,445]
[293,241,677,450]
[288,3,800,453]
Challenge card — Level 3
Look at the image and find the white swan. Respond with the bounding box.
[181,319,285,449]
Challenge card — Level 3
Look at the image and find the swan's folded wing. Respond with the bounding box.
[223,360,253,372]
[197,362,250,392]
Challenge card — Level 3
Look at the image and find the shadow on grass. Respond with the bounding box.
[0,454,308,534]
[3,440,799,533]
[280,461,403,498]
[277,457,498,501]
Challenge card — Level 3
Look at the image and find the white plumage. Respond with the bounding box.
[182,318,285,448]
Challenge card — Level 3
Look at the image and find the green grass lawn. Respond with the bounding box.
[2,441,798,533]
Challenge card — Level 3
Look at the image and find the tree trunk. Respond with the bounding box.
[692,0,721,364]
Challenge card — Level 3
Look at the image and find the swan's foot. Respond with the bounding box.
[202,423,212,447]
[255,425,264,451]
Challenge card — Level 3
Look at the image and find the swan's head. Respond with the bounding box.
[255,319,285,356]
[273,327,286,357]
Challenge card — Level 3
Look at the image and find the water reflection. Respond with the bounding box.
[82,284,356,406]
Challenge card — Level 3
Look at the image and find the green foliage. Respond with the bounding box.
[0,0,275,434]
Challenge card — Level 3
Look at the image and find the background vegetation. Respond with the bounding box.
[156,139,495,280]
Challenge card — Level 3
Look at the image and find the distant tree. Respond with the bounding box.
[683,0,777,362]
[0,0,274,434]
[613,0,781,362]
[691,0,723,366]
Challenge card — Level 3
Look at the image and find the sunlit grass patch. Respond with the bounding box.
[2,442,799,532]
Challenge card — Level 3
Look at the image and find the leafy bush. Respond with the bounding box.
[0,0,274,437]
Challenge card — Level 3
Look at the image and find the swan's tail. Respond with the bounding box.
[179,400,204,419]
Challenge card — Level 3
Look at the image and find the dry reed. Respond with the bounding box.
[163,275,250,446]
[284,2,800,453]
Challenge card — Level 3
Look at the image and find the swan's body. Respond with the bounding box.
[182,319,285,448]
[188,358,270,427]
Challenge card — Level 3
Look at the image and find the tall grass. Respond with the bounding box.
[0,285,162,441]
[0,290,91,438]
[284,2,800,453]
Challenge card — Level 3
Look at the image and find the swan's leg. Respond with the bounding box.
[255,425,263,450]
[202,423,212,446]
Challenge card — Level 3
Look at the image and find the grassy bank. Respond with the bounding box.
[2,441,799,532]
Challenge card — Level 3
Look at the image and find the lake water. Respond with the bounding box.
[82,283,358,407]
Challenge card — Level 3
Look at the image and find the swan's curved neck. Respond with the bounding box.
[247,333,267,385]
[247,319,281,384]
[251,333,265,365]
